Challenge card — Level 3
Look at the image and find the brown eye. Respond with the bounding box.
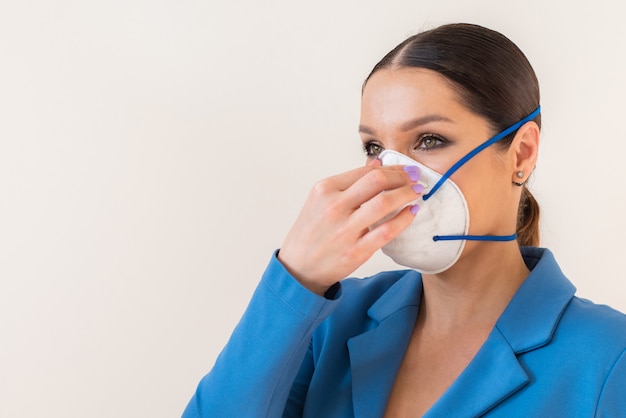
[416,134,447,150]
[363,142,384,157]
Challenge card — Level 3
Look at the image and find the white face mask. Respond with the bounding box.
[378,150,469,274]
[374,107,541,274]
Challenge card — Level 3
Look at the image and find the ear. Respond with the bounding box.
[509,121,540,184]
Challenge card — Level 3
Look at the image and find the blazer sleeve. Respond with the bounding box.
[283,342,315,417]
[595,348,626,417]
[182,251,341,418]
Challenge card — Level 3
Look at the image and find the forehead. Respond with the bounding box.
[360,68,467,125]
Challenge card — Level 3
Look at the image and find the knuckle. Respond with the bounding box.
[374,223,395,242]
[366,169,388,190]
[370,192,393,213]
[312,178,334,196]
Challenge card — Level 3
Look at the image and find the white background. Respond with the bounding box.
[1,1,625,417]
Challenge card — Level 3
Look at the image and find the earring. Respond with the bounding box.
[513,171,525,187]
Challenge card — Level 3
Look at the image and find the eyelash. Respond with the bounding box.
[362,134,449,157]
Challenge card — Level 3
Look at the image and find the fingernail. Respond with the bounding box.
[410,204,420,215]
[412,183,425,194]
[403,166,420,182]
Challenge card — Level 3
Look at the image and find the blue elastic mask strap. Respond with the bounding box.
[434,233,518,242]
[422,106,541,201]
[424,106,541,243]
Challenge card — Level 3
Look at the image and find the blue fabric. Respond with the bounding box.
[183,247,626,417]
[433,233,517,242]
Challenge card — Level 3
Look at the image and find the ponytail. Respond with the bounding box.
[516,186,540,247]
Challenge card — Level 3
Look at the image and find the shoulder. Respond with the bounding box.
[561,296,626,347]
[556,297,626,405]
[504,247,625,358]
[520,247,626,343]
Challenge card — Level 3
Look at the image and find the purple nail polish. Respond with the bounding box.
[410,204,420,215]
[412,184,425,194]
[403,166,421,182]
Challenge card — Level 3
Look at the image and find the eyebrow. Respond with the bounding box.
[359,114,454,135]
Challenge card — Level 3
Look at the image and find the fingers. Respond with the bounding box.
[322,164,381,192]
[341,165,421,210]
[321,157,412,190]
[323,163,423,237]
[356,205,418,254]
[348,180,422,233]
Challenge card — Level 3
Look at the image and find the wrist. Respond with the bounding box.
[276,250,332,297]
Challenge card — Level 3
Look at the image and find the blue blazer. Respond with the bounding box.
[183,247,626,417]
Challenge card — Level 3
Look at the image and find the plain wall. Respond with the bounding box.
[1,1,625,417]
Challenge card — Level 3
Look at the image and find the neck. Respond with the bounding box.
[418,243,529,333]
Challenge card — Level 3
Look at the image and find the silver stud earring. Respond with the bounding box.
[513,171,525,187]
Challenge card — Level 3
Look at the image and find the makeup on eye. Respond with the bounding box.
[415,133,449,150]
[361,132,450,158]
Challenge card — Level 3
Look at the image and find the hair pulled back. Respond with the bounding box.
[365,23,541,246]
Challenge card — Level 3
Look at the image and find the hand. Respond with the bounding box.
[277,160,424,295]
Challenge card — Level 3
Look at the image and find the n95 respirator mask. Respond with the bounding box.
[378,150,469,274]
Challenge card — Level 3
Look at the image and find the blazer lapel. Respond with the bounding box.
[348,271,422,418]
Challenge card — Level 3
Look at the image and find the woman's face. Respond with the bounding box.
[359,67,519,239]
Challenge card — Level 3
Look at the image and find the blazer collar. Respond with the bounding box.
[367,269,423,323]
[496,247,576,353]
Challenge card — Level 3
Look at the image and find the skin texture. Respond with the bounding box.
[280,67,540,415]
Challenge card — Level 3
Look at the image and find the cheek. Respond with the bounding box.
[452,156,510,224]
[412,153,456,175]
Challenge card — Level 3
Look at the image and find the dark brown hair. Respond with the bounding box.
[365,23,541,246]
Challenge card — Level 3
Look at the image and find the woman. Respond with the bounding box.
[183,23,626,417]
